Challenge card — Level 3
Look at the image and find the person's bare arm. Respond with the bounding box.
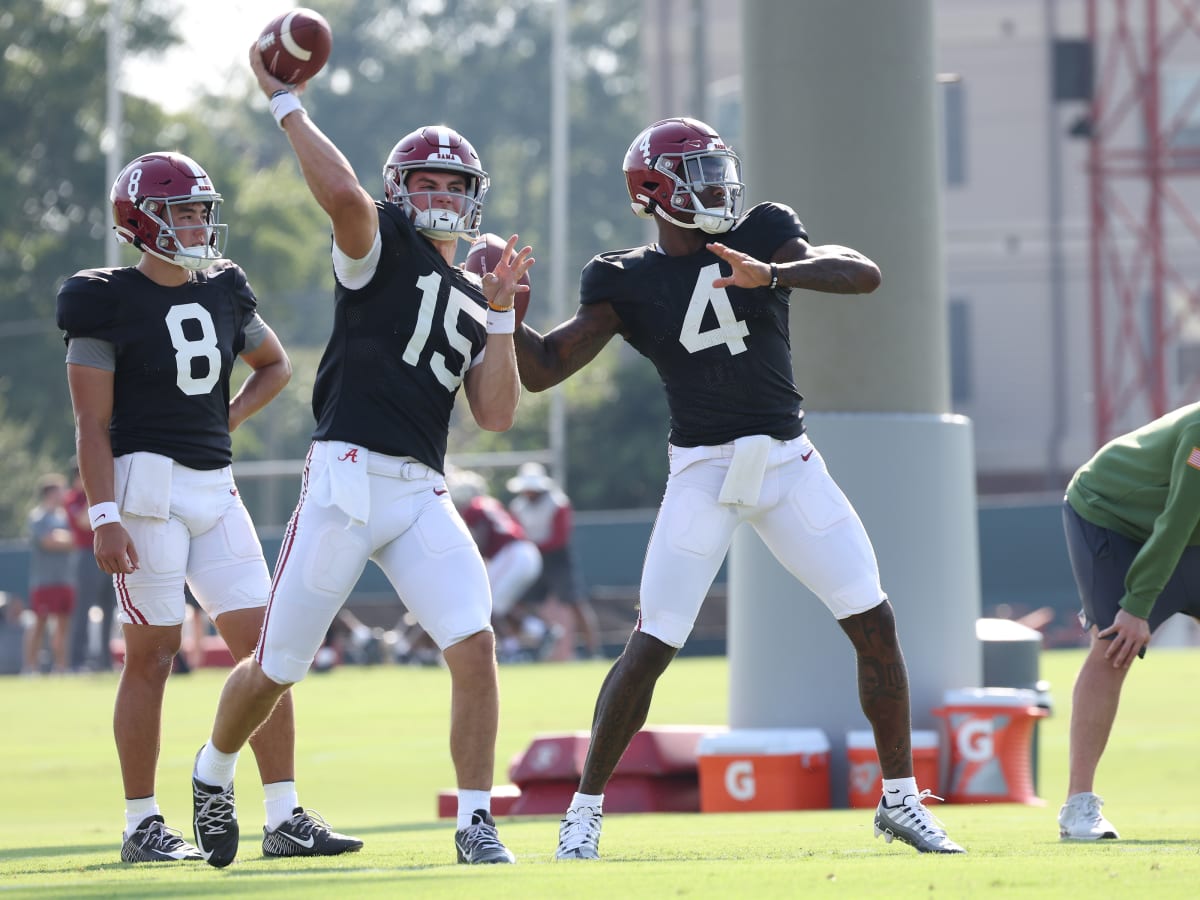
[230,325,291,432]
[463,238,535,431]
[66,364,137,574]
[248,42,377,259]
[513,302,623,393]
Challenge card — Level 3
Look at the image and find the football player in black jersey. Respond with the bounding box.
[190,45,533,868]
[513,118,965,858]
[58,151,360,863]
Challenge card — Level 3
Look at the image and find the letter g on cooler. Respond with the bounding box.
[957,717,995,763]
[724,760,757,801]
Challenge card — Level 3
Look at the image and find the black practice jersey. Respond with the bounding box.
[580,202,809,447]
[311,202,490,471]
[56,262,257,469]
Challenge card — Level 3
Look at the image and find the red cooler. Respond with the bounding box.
[934,688,1047,804]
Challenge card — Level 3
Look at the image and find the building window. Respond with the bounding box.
[949,298,972,405]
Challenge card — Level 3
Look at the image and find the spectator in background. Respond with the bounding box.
[1058,402,1200,841]
[65,459,117,672]
[24,473,76,674]
[447,467,550,662]
[507,462,602,659]
[0,592,26,675]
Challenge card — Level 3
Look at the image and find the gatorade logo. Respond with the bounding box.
[725,760,756,800]
[957,718,995,763]
[850,760,882,795]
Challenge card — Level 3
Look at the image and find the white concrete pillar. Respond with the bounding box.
[733,0,981,807]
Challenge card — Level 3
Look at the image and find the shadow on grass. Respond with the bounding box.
[5,870,475,898]
[0,820,451,865]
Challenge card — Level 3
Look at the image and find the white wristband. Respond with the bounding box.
[270,90,305,127]
[486,308,516,334]
[88,502,121,529]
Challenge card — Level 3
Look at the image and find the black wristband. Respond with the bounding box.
[768,263,779,290]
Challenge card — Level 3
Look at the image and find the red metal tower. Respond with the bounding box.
[1087,0,1200,445]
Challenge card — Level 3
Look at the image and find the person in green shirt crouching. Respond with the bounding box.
[1058,402,1200,842]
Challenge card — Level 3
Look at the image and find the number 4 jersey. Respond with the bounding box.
[57,261,260,469]
[580,202,810,449]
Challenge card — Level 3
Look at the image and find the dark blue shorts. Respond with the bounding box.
[1062,499,1200,651]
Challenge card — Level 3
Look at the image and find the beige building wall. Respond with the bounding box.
[642,0,1200,494]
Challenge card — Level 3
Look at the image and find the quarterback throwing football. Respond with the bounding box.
[189,42,532,869]
[514,118,966,859]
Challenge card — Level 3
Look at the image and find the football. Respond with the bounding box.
[463,233,532,325]
[257,8,333,85]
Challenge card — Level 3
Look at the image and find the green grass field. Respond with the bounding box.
[2,647,1198,898]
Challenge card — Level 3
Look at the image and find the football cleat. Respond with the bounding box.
[192,767,239,868]
[874,790,965,854]
[1059,792,1119,841]
[455,809,515,864]
[262,807,364,857]
[120,814,203,863]
[555,805,602,860]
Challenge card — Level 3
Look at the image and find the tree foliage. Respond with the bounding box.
[0,1,179,460]
[0,0,682,535]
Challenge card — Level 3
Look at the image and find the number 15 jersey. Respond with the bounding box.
[311,202,491,472]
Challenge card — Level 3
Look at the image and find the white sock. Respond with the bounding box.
[570,791,604,812]
[124,795,159,838]
[457,790,492,830]
[882,776,919,807]
[263,781,299,830]
[195,740,239,789]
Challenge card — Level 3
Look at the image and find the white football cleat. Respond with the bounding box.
[1059,792,1119,841]
[556,805,602,860]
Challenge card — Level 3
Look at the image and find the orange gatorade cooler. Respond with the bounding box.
[846,729,940,808]
[697,728,830,812]
[934,688,1048,804]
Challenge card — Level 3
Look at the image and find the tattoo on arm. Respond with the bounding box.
[514,305,618,392]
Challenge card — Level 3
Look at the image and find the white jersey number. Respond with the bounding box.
[164,303,221,396]
[679,263,749,356]
[404,273,486,391]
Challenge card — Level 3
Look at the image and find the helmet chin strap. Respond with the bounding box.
[173,244,224,270]
[653,204,736,235]
[410,205,475,241]
[693,212,736,235]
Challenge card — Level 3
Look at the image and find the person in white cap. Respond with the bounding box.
[506,463,601,659]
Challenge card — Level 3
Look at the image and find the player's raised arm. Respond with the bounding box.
[248,41,377,260]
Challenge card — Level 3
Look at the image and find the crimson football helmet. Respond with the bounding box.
[623,117,744,234]
[383,125,489,241]
[110,152,227,270]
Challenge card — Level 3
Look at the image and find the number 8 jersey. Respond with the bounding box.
[56,261,259,469]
